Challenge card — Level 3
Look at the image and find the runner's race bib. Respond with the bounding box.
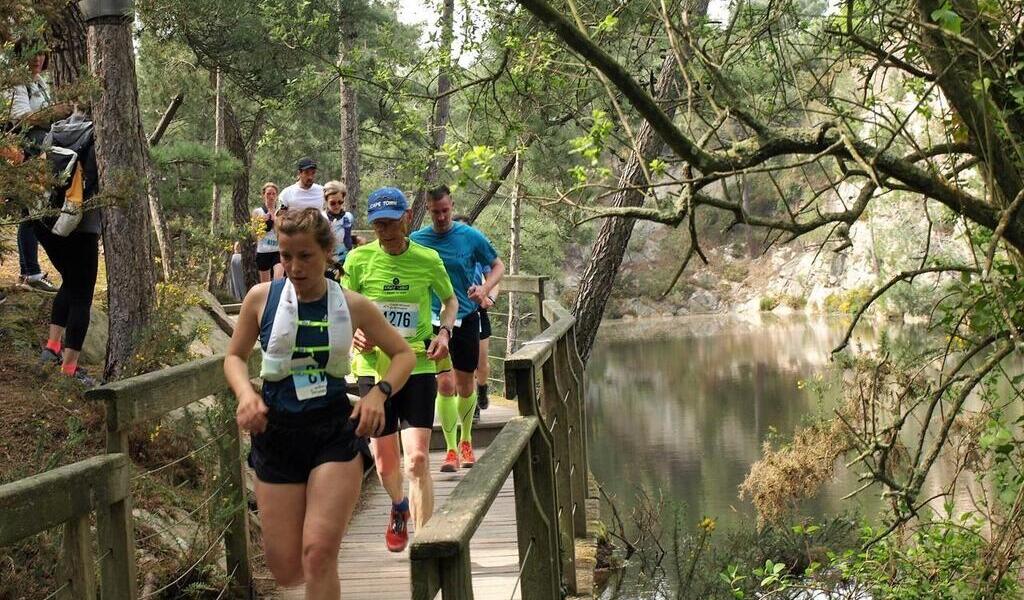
[377,302,418,337]
[290,356,327,401]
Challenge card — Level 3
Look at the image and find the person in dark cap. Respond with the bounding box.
[278,157,325,212]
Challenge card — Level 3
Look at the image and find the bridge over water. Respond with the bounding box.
[0,275,599,599]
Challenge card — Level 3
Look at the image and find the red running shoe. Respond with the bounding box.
[385,507,410,552]
[440,449,460,472]
[459,441,476,468]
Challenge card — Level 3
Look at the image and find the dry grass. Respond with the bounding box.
[739,417,853,526]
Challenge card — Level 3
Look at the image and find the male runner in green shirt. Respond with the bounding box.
[343,187,458,553]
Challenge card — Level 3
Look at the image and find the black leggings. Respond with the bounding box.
[32,225,100,352]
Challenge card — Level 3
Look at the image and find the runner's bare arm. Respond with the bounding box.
[469,257,505,304]
[427,293,459,360]
[346,290,416,436]
[225,283,271,433]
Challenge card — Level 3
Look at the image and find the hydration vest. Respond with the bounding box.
[260,278,352,382]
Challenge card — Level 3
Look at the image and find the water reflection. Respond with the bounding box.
[586,314,878,529]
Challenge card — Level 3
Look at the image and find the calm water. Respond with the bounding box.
[586,314,878,530]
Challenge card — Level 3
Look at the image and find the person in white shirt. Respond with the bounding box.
[278,157,325,212]
[5,43,71,295]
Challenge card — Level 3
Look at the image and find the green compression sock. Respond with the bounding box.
[457,392,478,444]
[436,393,459,451]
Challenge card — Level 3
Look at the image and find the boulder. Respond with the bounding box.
[80,306,109,365]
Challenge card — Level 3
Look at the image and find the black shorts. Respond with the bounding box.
[434,310,480,373]
[247,402,370,484]
[479,308,492,340]
[255,251,280,271]
[358,373,437,437]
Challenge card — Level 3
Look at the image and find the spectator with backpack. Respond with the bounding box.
[5,42,72,295]
[33,113,102,386]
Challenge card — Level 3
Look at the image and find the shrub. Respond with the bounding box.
[760,295,780,311]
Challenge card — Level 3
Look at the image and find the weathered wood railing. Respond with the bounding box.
[84,352,262,599]
[0,454,132,599]
[409,299,589,599]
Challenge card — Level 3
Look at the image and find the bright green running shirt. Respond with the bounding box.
[343,239,455,376]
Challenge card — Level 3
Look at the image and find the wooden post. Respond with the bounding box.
[96,469,136,600]
[564,322,590,521]
[411,557,442,600]
[540,355,578,593]
[554,335,587,537]
[218,395,253,596]
[60,514,96,600]
[438,549,474,599]
[511,366,562,599]
[536,278,547,330]
[98,398,136,600]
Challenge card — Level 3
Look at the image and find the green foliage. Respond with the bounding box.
[823,286,872,314]
[759,295,779,311]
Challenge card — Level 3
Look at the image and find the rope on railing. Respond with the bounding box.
[135,479,230,544]
[139,521,233,599]
[212,564,240,600]
[131,420,234,482]
[509,538,534,600]
[40,547,116,599]
[41,581,69,600]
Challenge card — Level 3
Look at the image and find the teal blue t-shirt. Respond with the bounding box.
[410,222,498,319]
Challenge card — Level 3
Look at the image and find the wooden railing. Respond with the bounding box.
[0,454,132,599]
[409,299,589,599]
[83,352,262,599]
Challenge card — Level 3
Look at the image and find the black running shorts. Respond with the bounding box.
[433,310,480,373]
[358,373,438,437]
[255,251,280,272]
[478,308,492,340]
[247,402,369,484]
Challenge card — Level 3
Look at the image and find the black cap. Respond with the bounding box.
[296,157,317,171]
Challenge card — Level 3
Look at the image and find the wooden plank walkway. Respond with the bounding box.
[271,404,524,599]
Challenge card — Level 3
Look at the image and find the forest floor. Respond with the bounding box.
[0,231,110,597]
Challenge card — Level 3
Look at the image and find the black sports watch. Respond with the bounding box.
[374,380,393,399]
[439,325,453,338]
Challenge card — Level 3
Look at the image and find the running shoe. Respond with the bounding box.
[40,347,62,366]
[0,291,6,305]
[66,367,99,388]
[385,507,410,552]
[19,274,58,294]
[459,441,476,468]
[440,449,459,472]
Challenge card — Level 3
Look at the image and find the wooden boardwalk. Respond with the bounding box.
[271,404,524,599]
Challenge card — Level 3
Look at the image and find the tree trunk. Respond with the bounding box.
[505,152,524,355]
[223,101,259,289]
[572,52,680,364]
[338,1,361,217]
[410,0,454,228]
[87,15,156,380]
[146,93,184,280]
[145,158,173,281]
[46,3,87,89]
[207,69,224,290]
[466,154,517,224]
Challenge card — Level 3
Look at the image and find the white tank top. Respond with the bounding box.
[254,207,279,254]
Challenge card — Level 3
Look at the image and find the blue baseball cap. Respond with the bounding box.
[367,187,409,222]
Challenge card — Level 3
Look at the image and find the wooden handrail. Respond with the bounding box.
[0,454,134,599]
[84,351,261,597]
[503,302,574,373]
[85,353,261,431]
[0,454,129,546]
[411,417,538,559]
